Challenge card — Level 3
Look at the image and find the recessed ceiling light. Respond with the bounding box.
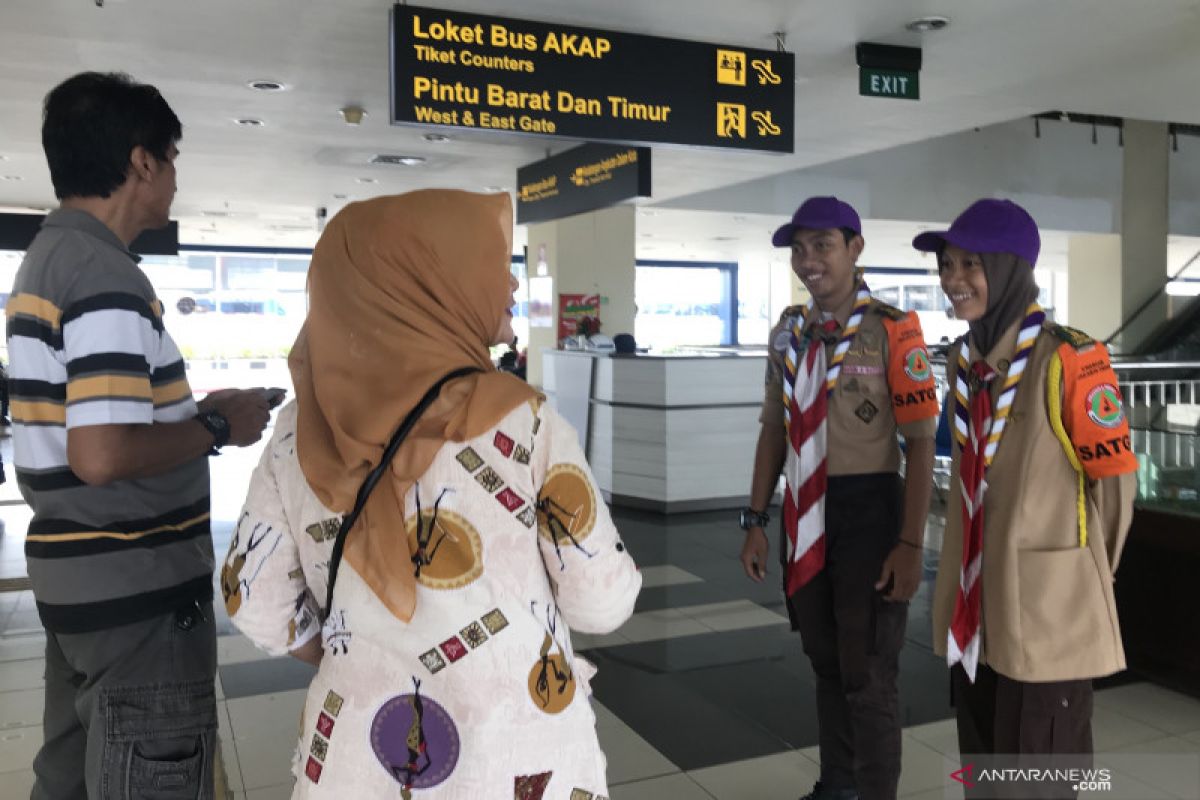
[332,193,348,200]
[246,79,288,92]
[368,154,425,166]
[711,236,737,241]
[356,177,378,184]
[2,175,23,181]
[423,133,450,143]
[235,118,265,127]
[484,185,506,192]
[0,155,8,161]
[906,15,950,32]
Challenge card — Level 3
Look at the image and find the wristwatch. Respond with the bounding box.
[195,410,231,455]
[738,507,770,531]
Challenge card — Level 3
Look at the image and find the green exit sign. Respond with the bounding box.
[860,68,919,100]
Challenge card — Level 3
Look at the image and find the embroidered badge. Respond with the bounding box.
[494,430,516,457]
[515,772,553,800]
[371,678,460,793]
[310,734,329,761]
[305,518,340,543]
[305,756,323,784]
[460,621,488,649]
[1086,384,1124,428]
[904,346,932,382]
[323,690,344,717]
[516,506,537,528]
[842,364,884,376]
[569,790,594,800]
[532,415,542,435]
[475,467,504,493]
[419,648,447,674]
[513,444,531,465]
[496,487,525,512]
[855,399,879,424]
[287,567,304,580]
[456,447,484,472]
[439,636,469,663]
[480,608,509,635]
[316,712,335,738]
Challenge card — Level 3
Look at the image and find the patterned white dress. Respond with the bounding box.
[222,398,641,799]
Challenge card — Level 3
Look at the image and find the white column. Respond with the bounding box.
[1117,119,1170,352]
[524,205,636,387]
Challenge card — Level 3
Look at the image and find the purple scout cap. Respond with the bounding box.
[912,198,1041,266]
[771,196,862,247]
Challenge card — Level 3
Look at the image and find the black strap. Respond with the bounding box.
[324,366,480,613]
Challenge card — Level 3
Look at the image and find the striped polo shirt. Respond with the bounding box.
[7,209,212,633]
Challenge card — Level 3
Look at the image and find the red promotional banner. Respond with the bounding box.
[558,293,600,342]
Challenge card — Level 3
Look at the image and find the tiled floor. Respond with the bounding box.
[2,432,1200,799]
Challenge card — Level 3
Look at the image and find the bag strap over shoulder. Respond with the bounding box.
[324,366,480,614]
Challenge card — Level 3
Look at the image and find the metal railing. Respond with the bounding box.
[1114,362,1200,506]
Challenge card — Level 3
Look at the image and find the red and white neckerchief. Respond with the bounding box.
[947,302,1045,681]
[780,278,871,595]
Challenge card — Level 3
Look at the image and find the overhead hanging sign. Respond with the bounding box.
[517,143,650,225]
[856,42,921,101]
[390,4,794,152]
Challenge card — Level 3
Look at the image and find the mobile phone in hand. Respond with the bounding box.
[260,387,287,408]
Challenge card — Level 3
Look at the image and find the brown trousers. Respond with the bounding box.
[787,473,907,800]
[952,664,1094,799]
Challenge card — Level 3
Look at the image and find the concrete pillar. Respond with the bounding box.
[1066,233,1122,336]
[1065,120,1170,352]
[524,205,636,387]
[1118,120,1170,352]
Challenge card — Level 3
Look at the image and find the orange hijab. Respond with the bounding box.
[289,190,538,622]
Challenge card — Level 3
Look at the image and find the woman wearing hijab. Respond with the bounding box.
[222,190,641,798]
[915,199,1137,795]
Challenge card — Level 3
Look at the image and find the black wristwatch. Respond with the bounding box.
[738,507,770,531]
[195,410,231,455]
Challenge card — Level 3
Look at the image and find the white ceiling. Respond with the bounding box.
[2,0,1200,248]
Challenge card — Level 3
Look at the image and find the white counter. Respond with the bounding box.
[542,350,766,512]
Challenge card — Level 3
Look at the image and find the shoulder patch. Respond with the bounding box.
[871,300,907,321]
[1046,323,1095,350]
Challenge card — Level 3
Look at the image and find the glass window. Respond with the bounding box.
[737,260,770,344]
[905,284,939,312]
[635,264,734,348]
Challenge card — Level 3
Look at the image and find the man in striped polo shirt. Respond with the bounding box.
[10,72,272,799]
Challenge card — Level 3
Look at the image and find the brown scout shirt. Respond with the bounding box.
[761,297,938,476]
[932,319,1138,683]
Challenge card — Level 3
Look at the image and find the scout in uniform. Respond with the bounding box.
[739,197,939,800]
[915,199,1137,795]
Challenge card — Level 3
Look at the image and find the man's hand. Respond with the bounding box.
[196,389,237,413]
[875,540,922,602]
[739,528,770,582]
[205,389,271,447]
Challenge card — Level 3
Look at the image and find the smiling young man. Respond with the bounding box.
[10,72,272,799]
[738,197,938,800]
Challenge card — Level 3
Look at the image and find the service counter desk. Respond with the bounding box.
[542,349,765,513]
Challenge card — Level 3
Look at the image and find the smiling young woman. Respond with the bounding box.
[913,199,1138,795]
